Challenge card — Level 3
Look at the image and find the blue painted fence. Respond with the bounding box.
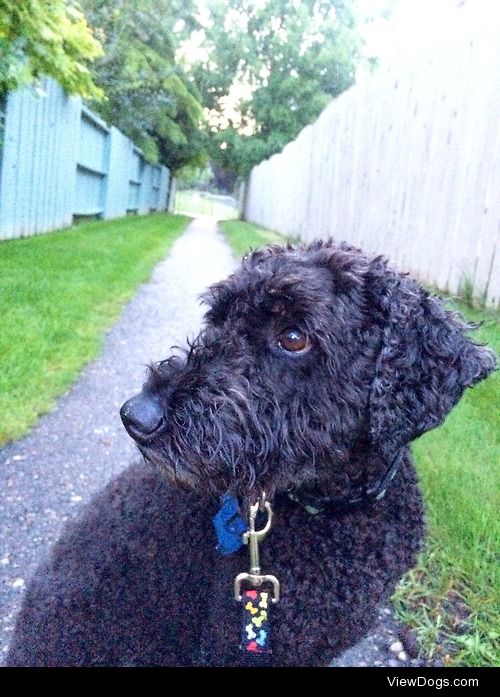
[0,79,170,240]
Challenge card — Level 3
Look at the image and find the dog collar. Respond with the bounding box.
[288,450,404,516]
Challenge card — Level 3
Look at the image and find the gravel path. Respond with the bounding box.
[0,216,428,666]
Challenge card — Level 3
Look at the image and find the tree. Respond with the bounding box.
[80,0,206,171]
[194,0,362,183]
[0,0,103,98]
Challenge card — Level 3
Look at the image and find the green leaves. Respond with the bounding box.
[80,0,204,171]
[0,1,363,179]
[195,0,361,181]
[0,0,103,98]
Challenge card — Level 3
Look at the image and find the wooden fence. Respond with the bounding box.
[0,79,170,240]
[244,2,500,308]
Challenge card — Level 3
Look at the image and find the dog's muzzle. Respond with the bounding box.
[120,393,165,444]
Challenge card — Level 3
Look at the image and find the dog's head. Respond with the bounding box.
[120,241,496,500]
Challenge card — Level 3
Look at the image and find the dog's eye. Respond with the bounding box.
[278,328,311,353]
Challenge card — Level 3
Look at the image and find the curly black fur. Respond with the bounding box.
[7,240,496,666]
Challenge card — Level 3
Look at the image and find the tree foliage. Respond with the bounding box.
[0,0,363,180]
[80,0,205,171]
[194,0,361,183]
[0,0,103,98]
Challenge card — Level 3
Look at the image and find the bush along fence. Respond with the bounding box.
[244,3,500,309]
[0,79,170,240]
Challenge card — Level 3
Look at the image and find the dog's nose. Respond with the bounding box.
[120,394,164,441]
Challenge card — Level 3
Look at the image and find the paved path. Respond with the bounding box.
[0,216,428,666]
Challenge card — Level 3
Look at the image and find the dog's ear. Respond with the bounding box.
[367,259,496,459]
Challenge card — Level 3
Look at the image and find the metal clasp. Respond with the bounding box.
[234,494,280,603]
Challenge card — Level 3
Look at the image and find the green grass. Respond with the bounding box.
[0,213,190,444]
[219,219,291,258]
[174,189,238,220]
[219,219,500,667]
[393,302,499,667]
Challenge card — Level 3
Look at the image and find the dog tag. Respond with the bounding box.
[212,493,247,555]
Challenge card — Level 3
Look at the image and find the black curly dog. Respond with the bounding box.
[7,241,495,666]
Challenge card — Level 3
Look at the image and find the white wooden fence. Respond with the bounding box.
[244,2,500,308]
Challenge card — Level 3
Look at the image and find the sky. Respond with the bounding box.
[180,0,467,70]
[357,0,467,78]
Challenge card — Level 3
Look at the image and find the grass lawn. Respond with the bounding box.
[393,305,499,667]
[0,213,190,444]
[220,219,499,667]
[219,219,290,258]
[174,189,238,220]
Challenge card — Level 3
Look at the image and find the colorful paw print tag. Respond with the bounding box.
[234,494,280,656]
[241,590,271,654]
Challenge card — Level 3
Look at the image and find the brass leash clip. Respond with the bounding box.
[234,494,280,603]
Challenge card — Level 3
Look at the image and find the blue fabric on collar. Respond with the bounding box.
[212,493,248,556]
